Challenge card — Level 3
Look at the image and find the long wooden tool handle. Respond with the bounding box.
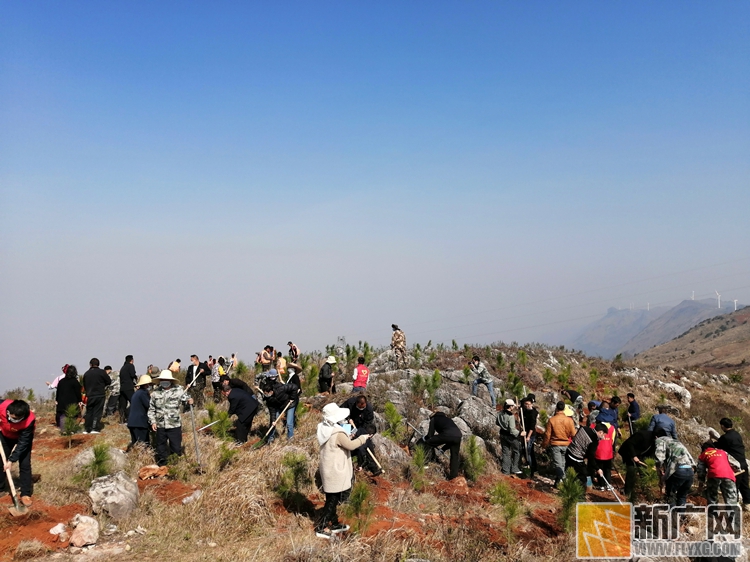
[366,447,383,470]
[262,400,293,441]
[0,444,19,501]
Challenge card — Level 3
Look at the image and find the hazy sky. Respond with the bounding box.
[1,2,748,393]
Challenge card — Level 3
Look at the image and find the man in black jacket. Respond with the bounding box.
[83,358,112,433]
[185,355,209,409]
[340,394,380,475]
[619,429,656,500]
[223,385,259,443]
[715,417,750,505]
[118,355,137,423]
[423,411,462,480]
[260,371,297,444]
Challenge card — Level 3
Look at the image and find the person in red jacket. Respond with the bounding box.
[591,421,616,490]
[0,400,35,507]
[697,441,738,505]
[352,357,370,392]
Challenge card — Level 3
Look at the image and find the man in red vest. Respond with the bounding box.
[352,357,370,392]
[0,400,35,507]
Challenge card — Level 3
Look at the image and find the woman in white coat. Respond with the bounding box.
[315,402,371,539]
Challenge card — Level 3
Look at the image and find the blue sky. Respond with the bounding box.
[1,2,748,390]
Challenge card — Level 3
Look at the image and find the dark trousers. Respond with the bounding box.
[212,382,222,404]
[666,467,694,507]
[736,462,750,504]
[595,458,613,487]
[318,377,332,393]
[623,460,638,499]
[105,394,119,416]
[0,434,33,497]
[128,427,150,449]
[155,427,182,466]
[525,437,538,476]
[425,435,461,479]
[84,395,105,432]
[316,488,350,531]
[234,415,256,444]
[565,454,589,488]
[118,389,134,423]
[353,439,376,472]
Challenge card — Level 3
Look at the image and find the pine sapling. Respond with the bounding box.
[461,435,485,483]
[558,467,585,532]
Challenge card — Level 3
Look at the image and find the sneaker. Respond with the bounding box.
[82,431,89,435]
[20,496,32,507]
[514,471,523,476]
[315,529,332,539]
[90,431,101,434]
[330,524,350,534]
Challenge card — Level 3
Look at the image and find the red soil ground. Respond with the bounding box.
[138,479,198,504]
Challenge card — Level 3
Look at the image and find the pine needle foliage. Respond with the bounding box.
[558,468,585,532]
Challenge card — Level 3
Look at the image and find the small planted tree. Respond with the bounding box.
[461,435,485,483]
[343,480,374,533]
[61,403,81,448]
[382,402,406,442]
[543,368,554,384]
[558,467,585,532]
[489,480,522,542]
[517,350,528,370]
[74,442,111,484]
[275,452,311,511]
[410,444,428,492]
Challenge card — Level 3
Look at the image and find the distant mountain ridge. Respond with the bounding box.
[570,299,738,358]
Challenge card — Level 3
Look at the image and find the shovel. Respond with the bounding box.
[252,400,293,450]
[0,445,27,516]
[601,475,623,505]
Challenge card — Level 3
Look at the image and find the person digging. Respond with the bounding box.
[0,399,36,509]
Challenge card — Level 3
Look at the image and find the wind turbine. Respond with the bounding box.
[691,291,695,301]
[715,290,721,309]
[734,299,738,311]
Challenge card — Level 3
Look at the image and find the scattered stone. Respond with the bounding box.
[126,531,135,537]
[208,542,218,548]
[59,531,70,543]
[371,434,411,467]
[89,471,139,520]
[135,526,147,535]
[70,514,99,547]
[102,524,118,536]
[70,546,83,555]
[138,465,169,480]
[182,489,203,504]
[73,447,128,473]
[50,523,67,535]
[125,545,131,552]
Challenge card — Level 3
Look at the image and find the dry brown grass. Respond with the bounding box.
[13,539,49,560]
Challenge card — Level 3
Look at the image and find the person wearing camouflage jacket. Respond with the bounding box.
[391,324,407,368]
[105,368,120,417]
[654,429,695,507]
[148,371,192,466]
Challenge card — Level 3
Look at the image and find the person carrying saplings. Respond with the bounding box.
[223,384,258,444]
[148,371,192,466]
[0,400,35,506]
[565,423,608,489]
[315,403,372,540]
[422,411,462,480]
[497,399,521,476]
[697,441,738,505]
[339,394,380,476]
[127,375,153,451]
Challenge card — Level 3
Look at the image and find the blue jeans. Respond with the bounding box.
[286,404,296,439]
[471,379,496,408]
[268,406,280,442]
[666,467,694,507]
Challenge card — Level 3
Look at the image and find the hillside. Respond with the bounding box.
[635,305,750,378]
[569,306,669,358]
[617,298,736,358]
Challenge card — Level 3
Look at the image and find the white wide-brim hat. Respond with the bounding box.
[322,403,349,424]
[157,370,178,381]
[136,375,153,387]
[326,356,337,364]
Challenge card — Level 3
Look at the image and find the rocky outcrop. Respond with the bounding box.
[73,447,127,473]
[371,434,410,468]
[89,471,139,520]
[456,396,497,439]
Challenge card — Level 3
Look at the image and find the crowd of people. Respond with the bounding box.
[2,332,745,533]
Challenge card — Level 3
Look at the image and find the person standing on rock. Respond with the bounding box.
[119,355,137,424]
[0,399,35,507]
[469,355,496,409]
[423,411,462,480]
[318,356,336,394]
[543,401,577,487]
[390,324,407,368]
[647,405,677,439]
[148,371,192,466]
[315,403,372,539]
[127,375,153,450]
[55,365,82,430]
[352,357,370,392]
[714,418,750,505]
[83,358,111,434]
[497,399,521,476]
[561,389,584,421]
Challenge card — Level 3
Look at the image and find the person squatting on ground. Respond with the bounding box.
[339,394,380,476]
[591,422,615,489]
[55,364,82,430]
[497,399,521,476]
[223,381,258,444]
[260,370,298,443]
[119,355,137,424]
[618,428,656,500]
[543,401,576,487]
[470,355,496,409]
[521,396,538,478]
[318,356,336,394]
[104,365,120,417]
[315,403,371,539]
[714,417,750,505]
[422,411,462,480]
[0,399,35,507]
[697,441,738,505]
[654,428,695,507]
[83,358,111,434]
[565,423,608,490]
[148,371,193,466]
[390,324,407,368]
[185,355,209,410]
[352,357,370,392]
[127,375,153,451]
